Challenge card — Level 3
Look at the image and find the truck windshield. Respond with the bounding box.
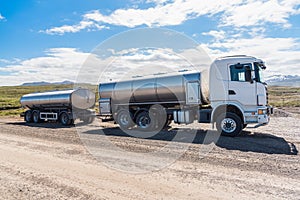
[254,62,266,83]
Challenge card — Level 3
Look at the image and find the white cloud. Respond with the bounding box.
[0,47,199,85]
[71,47,212,84]
[202,36,300,76]
[0,45,208,86]
[42,0,300,34]
[0,58,21,64]
[145,0,172,4]
[43,20,108,35]
[202,30,226,41]
[80,0,242,27]
[0,13,5,20]
[0,59,11,64]
[0,48,90,86]
[2,41,299,86]
[221,0,300,28]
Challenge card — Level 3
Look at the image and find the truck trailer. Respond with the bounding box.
[21,88,95,125]
[98,55,272,136]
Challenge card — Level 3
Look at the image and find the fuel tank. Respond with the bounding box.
[20,89,95,110]
[99,72,209,105]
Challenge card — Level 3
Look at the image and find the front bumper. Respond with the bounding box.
[257,106,272,124]
[244,106,272,125]
[257,113,270,124]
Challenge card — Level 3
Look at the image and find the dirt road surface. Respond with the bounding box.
[0,116,299,199]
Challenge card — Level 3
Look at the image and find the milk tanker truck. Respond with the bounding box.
[20,55,272,136]
[98,55,272,136]
[21,89,95,125]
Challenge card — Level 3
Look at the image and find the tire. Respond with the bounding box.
[216,112,242,137]
[60,112,71,126]
[149,104,167,131]
[135,111,156,131]
[116,109,134,129]
[88,116,95,123]
[32,110,40,123]
[24,110,32,123]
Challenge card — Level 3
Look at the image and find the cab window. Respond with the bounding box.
[230,63,252,82]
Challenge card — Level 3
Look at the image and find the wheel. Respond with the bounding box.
[87,116,95,123]
[216,112,242,137]
[149,104,167,131]
[32,111,40,123]
[136,111,156,131]
[116,109,134,129]
[24,110,32,123]
[60,112,71,126]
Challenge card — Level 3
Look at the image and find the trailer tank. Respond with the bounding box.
[99,72,209,106]
[20,89,95,110]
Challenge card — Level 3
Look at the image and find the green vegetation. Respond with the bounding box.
[0,85,299,117]
[268,86,300,107]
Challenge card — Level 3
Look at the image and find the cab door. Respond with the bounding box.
[228,63,257,106]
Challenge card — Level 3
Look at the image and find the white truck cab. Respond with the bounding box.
[210,55,272,135]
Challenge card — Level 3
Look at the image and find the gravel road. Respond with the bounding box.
[0,116,299,199]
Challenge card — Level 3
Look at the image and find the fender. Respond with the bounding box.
[211,101,245,123]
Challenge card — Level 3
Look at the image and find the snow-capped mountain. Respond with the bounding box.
[265,75,300,87]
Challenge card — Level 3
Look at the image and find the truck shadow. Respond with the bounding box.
[7,121,298,155]
[6,121,75,129]
[83,127,298,155]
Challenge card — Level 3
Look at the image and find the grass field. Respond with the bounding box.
[268,86,300,107]
[0,85,299,116]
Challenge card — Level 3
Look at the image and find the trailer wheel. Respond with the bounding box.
[136,111,156,131]
[216,112,242,137]
[32,111,40,123]
[116,109,134,129]
[24,110,32,123]
[149,104,167,131]
[60,112,71,126]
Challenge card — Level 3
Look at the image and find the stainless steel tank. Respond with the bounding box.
[99,72,209,105]
[20,89,95,110]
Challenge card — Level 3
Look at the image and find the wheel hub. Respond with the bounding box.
[25,113,31,121]
[221,118,237,133]
[120,115,129,126]
[62,114,68,124]
[138,116,151,129]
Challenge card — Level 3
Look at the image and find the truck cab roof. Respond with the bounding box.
[215,55,264,65]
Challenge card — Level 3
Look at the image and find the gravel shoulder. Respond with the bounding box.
[0,116,299,199]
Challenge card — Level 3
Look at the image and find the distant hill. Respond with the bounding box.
[21,80,74,86]
[266,75,300,87]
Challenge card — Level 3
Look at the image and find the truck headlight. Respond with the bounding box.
[258,109,266,115]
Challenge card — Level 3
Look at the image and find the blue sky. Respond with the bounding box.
[0,0,300,86]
